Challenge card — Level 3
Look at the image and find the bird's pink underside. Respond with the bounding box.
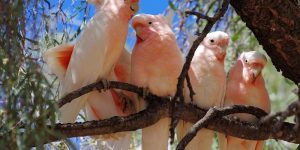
[90,90,124,120]
[227,136,262,150]
[90,105,102,120]
[114,64,127,83]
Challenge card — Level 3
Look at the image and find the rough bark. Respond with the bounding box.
[33,80,299,146]
[43,100,300,145]
[230,0,300,84]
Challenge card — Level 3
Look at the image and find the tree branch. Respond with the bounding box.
[58,81,144,107]
[177,99,300,150]
[41,98,300,147]
[25,80,298,147]
[185,74,195,102]
[230,0,300,84]
[176,107,220,150]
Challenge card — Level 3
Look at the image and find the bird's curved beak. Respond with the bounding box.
[216,37,229,61]
[132,15,146,43]
[218,36,229,50]
[251,66,262,83]
[132,23,145,44]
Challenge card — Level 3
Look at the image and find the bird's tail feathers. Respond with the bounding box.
[42,44,73,82]
[142,118,170,150]
[59,94,88,123]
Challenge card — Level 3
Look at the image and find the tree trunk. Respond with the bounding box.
[230,0,300,84]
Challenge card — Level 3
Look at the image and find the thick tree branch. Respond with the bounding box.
[32,80,300,147]
[42,98,300,146]
[230,0,300,84]
[177,99,300,149]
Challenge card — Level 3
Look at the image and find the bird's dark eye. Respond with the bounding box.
[245,59,248,63]
[148,22,152,25]
[210,39,214,43]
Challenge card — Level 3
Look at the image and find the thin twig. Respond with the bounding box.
[185,11,214,22]
[186,74,195,102]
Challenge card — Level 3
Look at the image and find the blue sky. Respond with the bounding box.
[50,0,169,50]
[139,1,168,14]
[127,1,169,50]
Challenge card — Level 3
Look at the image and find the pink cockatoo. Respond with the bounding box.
[131,14,184,150]
[43,44,134,150]
[177,31,229,150]
[219,51,270,150]
[53,0,139,123]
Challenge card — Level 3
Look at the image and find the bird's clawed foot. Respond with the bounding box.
[141,87,150,99]
[96,79,110,92]
[119,92,136,114]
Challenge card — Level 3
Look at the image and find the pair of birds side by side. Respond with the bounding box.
[43,0,270,150]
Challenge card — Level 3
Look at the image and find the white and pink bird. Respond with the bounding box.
[43,44,135,150]
[43,0,139,149]
[177,31,229,150]
[219,51,270,150]
[56,0,138,123]
[131,14,185,150]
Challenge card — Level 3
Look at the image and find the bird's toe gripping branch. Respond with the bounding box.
[119,92,136,114]
[96,79,110,92]
[141,87,150,100]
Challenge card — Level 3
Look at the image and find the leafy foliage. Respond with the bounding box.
[0,0,92,149]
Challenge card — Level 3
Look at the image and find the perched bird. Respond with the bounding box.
[219,51,270,150]
[177,31,229,150]
[131,14,184,150]
[56,0,139,123]
[43,44,134,150]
